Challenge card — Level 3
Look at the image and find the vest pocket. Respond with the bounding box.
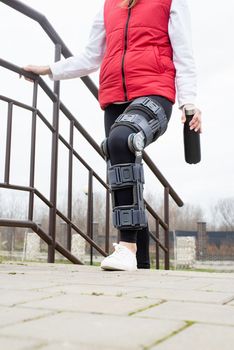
[152,46,165,74]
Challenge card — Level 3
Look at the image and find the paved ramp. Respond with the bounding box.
[0,262,234,349]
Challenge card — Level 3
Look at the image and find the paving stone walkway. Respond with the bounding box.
[0,262,234,350]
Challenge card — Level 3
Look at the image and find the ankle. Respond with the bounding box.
[119,241,137,254]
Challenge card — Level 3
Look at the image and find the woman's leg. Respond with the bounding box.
[136,96,173,268]
[104,103,138,250]
[107,124,138,247]
[104,103,131,137]
[104,96,173,268]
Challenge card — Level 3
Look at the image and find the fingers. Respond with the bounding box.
[23,65,36,73]
[25,77,34,82]
[181,109,186,124]
[189,109,202,133]
[22,65,30,72]
[19,65,35,82]
[19,73,33,82]
[181,107,202,133]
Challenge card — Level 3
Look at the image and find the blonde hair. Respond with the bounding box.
[121,0,138,8]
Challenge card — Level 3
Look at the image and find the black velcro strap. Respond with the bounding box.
[108,163,144,189]
[113,208,147,229]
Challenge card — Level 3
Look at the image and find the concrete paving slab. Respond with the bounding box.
[126,287,234,304]
[136,300,234,325]
[35,283,145,297]
[156,270,234,280]
[0,336,44,350]
[0,268,140,290]
[151,323,234,350]
[0,273,71,291]
[0,262,133,275]
[200,280,234,293]
[38,341,121,350]
[0,289,64,307]
[0,311,185,350]
[1,262,234,350]
[19,293,163,316]
[1,263,234,279]
[115,276,213,290]
[0,306,57,328]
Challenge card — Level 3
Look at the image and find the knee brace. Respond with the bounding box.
[100,140,147,229]
[100,135,147,230]
[100,97,167,231]
[108,161,147,230]
[110,97,168,153]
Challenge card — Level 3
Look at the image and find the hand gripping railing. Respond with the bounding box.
[0,0,183,269]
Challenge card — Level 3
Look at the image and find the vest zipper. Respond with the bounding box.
[121,7,132,101]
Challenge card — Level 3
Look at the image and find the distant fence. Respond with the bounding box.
[96,227,234,262]
[171,229,234,261]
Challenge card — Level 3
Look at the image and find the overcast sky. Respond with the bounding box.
[1,0,234,223]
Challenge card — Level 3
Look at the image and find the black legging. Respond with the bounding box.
[104,95,173,268]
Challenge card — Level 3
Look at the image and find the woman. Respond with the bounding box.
[24,0,202,271]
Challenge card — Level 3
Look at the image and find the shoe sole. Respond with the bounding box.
[100,263,137,272]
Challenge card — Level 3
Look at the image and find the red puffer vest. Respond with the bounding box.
[98,0,176,110]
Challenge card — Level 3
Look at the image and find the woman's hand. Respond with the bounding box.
[20,65,51,81]
[181,104,202,133]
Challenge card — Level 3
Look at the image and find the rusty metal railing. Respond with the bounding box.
[0,0,183,269]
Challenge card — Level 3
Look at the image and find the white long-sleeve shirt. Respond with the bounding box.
[50,0,197,108]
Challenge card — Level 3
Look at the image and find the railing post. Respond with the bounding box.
[28,80,38,221]
[4,102,13,184]
[155,218,160,269]
[164,186,170,270]
[67,120,74,251]
[48,44,61,263]
[87,170,94,265]
[105,175,110,254]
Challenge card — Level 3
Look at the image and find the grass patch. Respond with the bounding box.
[128,300,166,316]
[91,292,104,296]
[55,259,72,264]
[143,320,195,349]
[84,261,101,267]
[190,268,219,273]
[135,296,149,299]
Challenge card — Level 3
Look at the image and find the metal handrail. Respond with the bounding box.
[0,0,183,207]
[143,152,183,207]
[0,58,103,157]
[0,60,110,263]
[0,0,184,269]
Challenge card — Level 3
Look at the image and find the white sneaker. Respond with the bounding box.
[100,243,137,271]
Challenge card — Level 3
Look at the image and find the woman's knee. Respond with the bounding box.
[108,126,130,153]
[107,125,135,164]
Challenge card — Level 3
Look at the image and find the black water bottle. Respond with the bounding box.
[183,106,201,164]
